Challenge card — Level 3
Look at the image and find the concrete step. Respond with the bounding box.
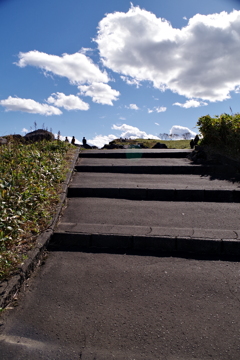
[50,224,240,257]
[77,157,197,166]
[51,197,240,256]
[67,187,240,202]
[79,149,192,158]
[56,197,240,231]
[75,165,224,175]
[68,172,240,202]
[51,149,240,257]
[71,173,240,190]
[76,156,227,175]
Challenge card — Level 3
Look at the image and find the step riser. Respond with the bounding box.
[75,165,223,175]
[49,232,240,257]
[67,187,240,202]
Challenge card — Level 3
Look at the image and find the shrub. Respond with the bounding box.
[197,113,240,156]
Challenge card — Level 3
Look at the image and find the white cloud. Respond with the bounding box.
[120,76,141,87]
[0,96,62,116]
[112,123,160,140]
[173,99,208,108]
[155,122,160,126]
[16,50,109,85]
[155,106,167,113]
[78,82,120,105]
[119,117,126,120]
[173,99,208,109]
[148,106,167,113]
[126,103,139,110]
[235,85,240,93]
[96,6,240,102]
[47,92,89,111]
[88,134,117,148]
[169,125,197,139]
[21,128,28,133]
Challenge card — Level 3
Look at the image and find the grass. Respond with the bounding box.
[0,139,76,281]
[110,138,191,149]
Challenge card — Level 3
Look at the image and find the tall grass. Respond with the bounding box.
[0,139,73,281]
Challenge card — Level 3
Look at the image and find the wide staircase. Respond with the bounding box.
[50,149,240,257]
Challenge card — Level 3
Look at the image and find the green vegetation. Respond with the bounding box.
[0,138,75,281]
[110,139,191,149]
[197,113,240,160]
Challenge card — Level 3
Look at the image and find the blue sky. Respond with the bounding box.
[1,0,240,147]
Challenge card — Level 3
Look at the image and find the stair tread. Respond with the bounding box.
[70,172,240,190]
[56,222,239,240]
[59,197,240,230]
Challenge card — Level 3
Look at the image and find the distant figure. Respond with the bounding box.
[194,135,199,146]
[190,139,194,149]
[65,137,69,142]
[71,136,75,145]
[82,137,87,146]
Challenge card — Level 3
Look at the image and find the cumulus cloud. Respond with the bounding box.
[148,106,167,113]
[126,103,139,110]
[78,82,120,105]
[169,125,197,139]
[0,96,62,115]
[173,99,208,108]
[47,92,89,111]
[112,124,160,140]
[15,50,120,107]
[88,134,117,148]
[96,6,240,102]
[16,50,109,85]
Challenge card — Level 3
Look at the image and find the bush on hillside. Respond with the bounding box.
[197,113,240,157]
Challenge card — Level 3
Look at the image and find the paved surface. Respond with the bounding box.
[1,252,240,360]
[71,172,240,190]
[59,198,240,231]
[1,148,240,359]
[78,157,196,166]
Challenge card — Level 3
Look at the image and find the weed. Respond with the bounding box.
[0,139,74,281]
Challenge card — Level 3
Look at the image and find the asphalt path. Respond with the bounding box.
[1,149,240,360]
[59,197,240,231]
[77,158,198,166]
[1,252,240,360]
[71,172,240,190]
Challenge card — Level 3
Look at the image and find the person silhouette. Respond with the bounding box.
[71,136,75,144]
